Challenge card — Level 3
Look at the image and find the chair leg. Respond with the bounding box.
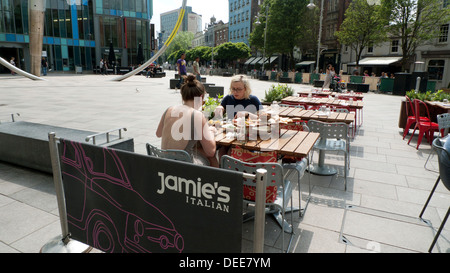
[428,207,450,253]
[416,130,425,150]
[419,176,440,219]
[408,125,418,145]
[403,120,414,139]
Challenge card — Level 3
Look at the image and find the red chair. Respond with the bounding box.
[403,96,430,140]
[407,99,439,149]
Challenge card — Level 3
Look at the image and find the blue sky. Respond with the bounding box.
[152,0,229,32]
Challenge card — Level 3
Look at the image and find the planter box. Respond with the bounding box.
[0,121,134,174]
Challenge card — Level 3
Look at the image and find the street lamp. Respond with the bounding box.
[307,0,324,74]
[256,1,269,75]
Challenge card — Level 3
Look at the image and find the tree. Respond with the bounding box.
[335,0,390,67]
[249,0,309,70]
[167,49,185,64]
[215,42,251,67]
[164,31,194,63]
[186,46,211,64]
[387,0,450,71]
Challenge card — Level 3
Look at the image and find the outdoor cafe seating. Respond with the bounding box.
[407,99,440,150]
[307,120,350,191]
[146,143,193,163]
[221,155,295,253]
[419,137,450,253]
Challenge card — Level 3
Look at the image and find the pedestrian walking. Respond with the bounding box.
[100,59,105,75]
[176,53,187,89]
[10,57,16,75]
[41,57,48,76]
[193,57,201,82]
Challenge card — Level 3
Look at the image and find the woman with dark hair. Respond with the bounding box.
[156,75,218,167]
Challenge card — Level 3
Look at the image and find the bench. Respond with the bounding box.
[279,77,292,83]
[0,121,134,174]
[347,83,369,93]
[206,85,224,98]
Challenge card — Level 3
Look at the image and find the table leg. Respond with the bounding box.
[243,207,298,233]
[308,150,338,175]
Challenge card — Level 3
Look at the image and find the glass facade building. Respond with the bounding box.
[0,0,153,74]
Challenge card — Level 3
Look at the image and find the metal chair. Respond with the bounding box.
[437,113,450,137]
[307,120,350,191]
[419,137,450,253]
[407,99,439,150]
[280,122,312,217]
[403,96,429,140]
[146,143,193,163]
[424,114,450,171]
[221,155,295,253]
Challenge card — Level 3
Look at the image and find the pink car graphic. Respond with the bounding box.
[60,140,184,253]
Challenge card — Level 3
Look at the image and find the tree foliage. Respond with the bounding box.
[249,0,309,69]
[215,42,251,63]
[335,0,390,66]
[386,0,450,70]
[164,31,194,62]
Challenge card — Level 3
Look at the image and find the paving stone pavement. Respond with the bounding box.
[0,71,448,253]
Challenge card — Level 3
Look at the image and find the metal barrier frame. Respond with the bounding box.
[42,132,267,253]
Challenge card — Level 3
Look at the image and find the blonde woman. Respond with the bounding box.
[214,75,262,119]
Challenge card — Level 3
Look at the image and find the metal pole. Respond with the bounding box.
[261,4,269,75]
[253,168,267,253]
[112,0,187,81]
[415,77,421,93]
[29,0,46,77]
[316,0,324,73]
[40,133,91,253]
[48,132,70,243]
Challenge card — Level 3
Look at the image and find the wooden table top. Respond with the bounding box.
[215,129,320,158]
[277,106,355,124]
[281,96,364,109]
[425,100,450,111]
[298,91,365,99]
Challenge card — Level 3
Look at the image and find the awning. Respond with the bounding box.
[244,57,256,65]
[296,61,316,66]
[258,56,278,65]
[348,57,402,66]
[249,57,262,65]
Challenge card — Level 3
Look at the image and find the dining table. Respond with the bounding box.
[214,127,320,232]
[297,91,365,101]
[215,128,320,159]
[425,100,450,113]
[276,106,356,125]
[281,96,364,110]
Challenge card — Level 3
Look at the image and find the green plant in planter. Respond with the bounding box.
[203,94,223,119]
[263,84,294,103]
[433,90,450,102]
[406,89,450,102]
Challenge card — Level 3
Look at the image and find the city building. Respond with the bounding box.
[229,0,259,46]
[0,0,154,74]
[192,31,205,48]
[340,1,450,90]
[215,21,229,46]
[160,6,201,46]
[320,0,351,71]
